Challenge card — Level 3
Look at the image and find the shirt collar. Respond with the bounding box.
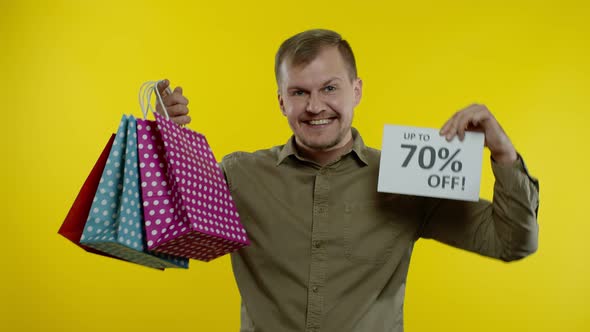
[276,127,369,166]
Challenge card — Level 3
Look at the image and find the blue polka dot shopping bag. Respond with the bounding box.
[59,134,131,262]
[79,115,188,270]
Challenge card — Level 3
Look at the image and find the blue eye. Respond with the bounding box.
[292,90,306,96]
[324,85,336,92]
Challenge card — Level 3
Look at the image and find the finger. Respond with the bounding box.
[453,104,484,140]
[164,90,189,107]
[440,118,452,136]
[155,102,188,117]
[467,107,490,128]
[461,106,492,136]
[444,111,466,141]
[172,115,191,126]
[445,122,458,141]
[440,111,460,136]
[174,86,183,95]
[161,104,189,118]
[455,110,474,141]
[157,79,170,97]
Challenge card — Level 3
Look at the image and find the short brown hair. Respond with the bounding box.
[274,29,358,85]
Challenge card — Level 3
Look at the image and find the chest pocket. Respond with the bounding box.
[343,200,401,265]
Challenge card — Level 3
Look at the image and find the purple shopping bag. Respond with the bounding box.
[136,115,249,261]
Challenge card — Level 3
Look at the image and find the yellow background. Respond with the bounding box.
[1,0,588,331]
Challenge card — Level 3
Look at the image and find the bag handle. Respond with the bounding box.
[138,80,172,120]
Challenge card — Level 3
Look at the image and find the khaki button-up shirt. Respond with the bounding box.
[220,128,539,332]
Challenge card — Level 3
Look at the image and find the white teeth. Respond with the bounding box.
[308,119,331,125]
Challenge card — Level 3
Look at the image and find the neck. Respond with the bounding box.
[296,133,354,167]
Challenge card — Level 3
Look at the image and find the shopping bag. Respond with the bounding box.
[136,81,249,261]
[80,115,189,269]
[59,134,127,260]
[136,118,173,248]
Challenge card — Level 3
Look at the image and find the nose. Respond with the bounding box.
[305,92,325,114]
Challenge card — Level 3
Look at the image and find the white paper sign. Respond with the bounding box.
[378,125,485,201]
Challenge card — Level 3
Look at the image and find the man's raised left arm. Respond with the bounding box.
[418,104,539,261]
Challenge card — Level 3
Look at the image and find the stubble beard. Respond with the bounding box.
[297,125,349,151]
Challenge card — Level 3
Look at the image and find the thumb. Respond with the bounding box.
[157,79,171,96]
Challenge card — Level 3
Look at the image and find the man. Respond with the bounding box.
[156,29,539,332]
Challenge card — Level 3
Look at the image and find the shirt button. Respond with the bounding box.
[312,286,319,293]
[344,205,351,213]
[313,240,322,248]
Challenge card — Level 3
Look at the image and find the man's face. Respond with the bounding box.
[278,46,362,152]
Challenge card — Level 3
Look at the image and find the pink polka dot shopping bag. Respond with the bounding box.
[137,81,250,261]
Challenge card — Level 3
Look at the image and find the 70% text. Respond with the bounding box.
[400,144,466,190]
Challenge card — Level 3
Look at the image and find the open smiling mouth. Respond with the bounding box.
[303,118,337,126]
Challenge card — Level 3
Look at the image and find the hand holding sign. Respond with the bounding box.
[440,104,517,165]
[379,104,518,201]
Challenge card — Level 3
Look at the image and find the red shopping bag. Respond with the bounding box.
[58,135,126,260]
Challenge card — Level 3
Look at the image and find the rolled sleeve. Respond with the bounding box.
[419,154,540,262]
[489,154,539,260]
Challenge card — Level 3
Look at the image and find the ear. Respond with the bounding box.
[278,92,287,116]
[353,78,363,107]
